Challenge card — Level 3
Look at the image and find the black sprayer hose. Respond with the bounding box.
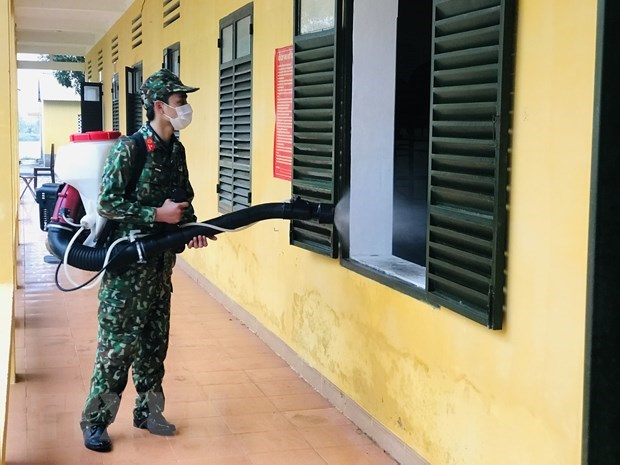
[47,198,335,273]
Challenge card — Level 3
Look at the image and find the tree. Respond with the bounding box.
[44,55,85,95]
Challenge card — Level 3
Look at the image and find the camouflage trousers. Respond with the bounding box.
[80,253,175,429]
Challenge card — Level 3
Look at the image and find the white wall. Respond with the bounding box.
[349,0,398,257]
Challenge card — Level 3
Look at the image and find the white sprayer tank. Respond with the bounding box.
[55,131,121,245]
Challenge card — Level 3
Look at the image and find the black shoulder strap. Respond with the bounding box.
[125,131,148,196]
[95,132,148,248]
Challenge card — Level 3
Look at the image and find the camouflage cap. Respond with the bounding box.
[140,69,199,109]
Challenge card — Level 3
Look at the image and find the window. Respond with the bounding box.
[296,0,515,328]
[112,72,120,131]
[299,0,335,34]
[290,0,340,257]
[163,42,181,76]
[164,43,182,138]
[217,3,253,213]
[125,63,143,135]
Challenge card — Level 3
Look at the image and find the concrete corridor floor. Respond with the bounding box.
[5,196,398,465]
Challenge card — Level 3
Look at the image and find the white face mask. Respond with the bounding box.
[162,102,193,130]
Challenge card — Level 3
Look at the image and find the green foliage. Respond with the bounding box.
[44,55,85,95]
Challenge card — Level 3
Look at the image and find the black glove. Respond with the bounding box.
[170,188,188,203]
[168,187,189,253]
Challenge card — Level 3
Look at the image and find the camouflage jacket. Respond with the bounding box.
[98,123,197,237]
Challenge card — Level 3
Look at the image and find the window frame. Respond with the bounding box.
[338,0,515,329]
[217,2,254,213]
[163,42,181,77]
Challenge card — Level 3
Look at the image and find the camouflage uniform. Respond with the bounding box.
[81,69,199,430]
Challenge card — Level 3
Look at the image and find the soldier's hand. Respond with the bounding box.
[187,235,217,249]
[155,199,189,224]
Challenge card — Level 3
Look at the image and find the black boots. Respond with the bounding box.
[83,414,175,453]
[82,425,112,452]
[133,412,177,436]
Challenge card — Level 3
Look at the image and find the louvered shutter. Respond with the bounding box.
[290,30,338,257]
[125,66,143,135]
[133,92,143,133]
[112,73,120,131]
[426,0,515,328]
[112,100,120,131]
[218,6,253,213]
[218,59,252,212]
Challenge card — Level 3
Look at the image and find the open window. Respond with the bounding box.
[343,0,515,328]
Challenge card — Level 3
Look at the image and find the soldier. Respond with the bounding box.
[80,69,214,452]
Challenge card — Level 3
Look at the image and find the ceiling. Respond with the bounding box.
[14,0,134,57]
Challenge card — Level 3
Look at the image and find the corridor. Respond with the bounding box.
[5,196,398,465]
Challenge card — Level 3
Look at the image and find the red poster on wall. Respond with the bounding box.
[273,45,294,181]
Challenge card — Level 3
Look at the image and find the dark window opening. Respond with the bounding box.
[163,43,181,76]
[126,63,143,135]
[392,0,432,266]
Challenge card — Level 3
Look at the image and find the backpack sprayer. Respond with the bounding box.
[37,131,334,291]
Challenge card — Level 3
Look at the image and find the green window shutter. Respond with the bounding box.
[290,31,338,257]
[112,73,120,132]
[217,4,252,212]
[218,57,252,212]
[112,99,120,131]
[426,0,515,328]
[125,66,143,135]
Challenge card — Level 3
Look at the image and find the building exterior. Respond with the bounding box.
[1,1,618,464]
[39,75,81,157]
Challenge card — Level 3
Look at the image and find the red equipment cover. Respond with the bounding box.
[51,184,84,225]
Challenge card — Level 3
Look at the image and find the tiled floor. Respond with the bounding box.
[6,194,398,465]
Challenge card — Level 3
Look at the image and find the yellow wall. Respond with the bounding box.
[42,100,81,154]
[0,0,18,462]
[86,0,597,464]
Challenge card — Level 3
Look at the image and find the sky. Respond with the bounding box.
[17,54,80,117]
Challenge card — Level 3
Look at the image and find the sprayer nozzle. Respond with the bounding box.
[313,203,335,224]
[288,197,335,224]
